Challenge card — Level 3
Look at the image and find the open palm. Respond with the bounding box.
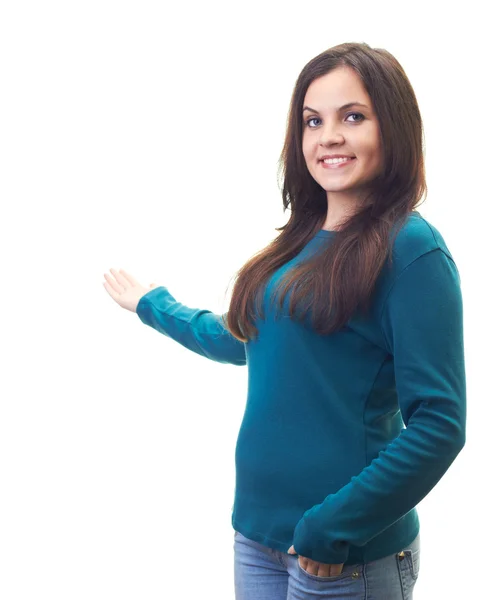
[103,268,158,313]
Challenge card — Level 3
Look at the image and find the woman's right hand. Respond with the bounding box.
[103,268,159,313]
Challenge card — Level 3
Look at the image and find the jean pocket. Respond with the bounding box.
[397,548,420,581]
[296,559,362,583]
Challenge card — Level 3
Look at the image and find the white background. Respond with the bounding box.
[1,1,475,598]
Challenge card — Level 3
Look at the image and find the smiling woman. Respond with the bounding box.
[220,40,463,600]
[104,40,465,600]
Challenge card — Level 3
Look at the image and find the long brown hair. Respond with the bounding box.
[224,42,427,342]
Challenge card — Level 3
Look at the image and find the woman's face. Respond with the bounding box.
[302,66,384,205]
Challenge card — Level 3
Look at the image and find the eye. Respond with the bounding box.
[304,112,365,128]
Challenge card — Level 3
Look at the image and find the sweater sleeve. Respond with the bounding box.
[136,286,247,366]
[292,248,466,564]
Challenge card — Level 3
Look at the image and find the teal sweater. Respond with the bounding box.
[136,212,466,565]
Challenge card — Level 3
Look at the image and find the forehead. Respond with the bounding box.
[303,66,370,108]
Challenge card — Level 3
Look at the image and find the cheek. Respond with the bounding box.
[361,147,381,168]
[302,150,312,168]
[302,133,314,158]
[370,150,384,171]
[303,140,316,165]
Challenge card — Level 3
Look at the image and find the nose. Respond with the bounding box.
[320,128,345,146]
[318,121,345,146]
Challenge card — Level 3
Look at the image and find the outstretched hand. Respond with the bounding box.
[103,268,159,313]
[287,545,344,577]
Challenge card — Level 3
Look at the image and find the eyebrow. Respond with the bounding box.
[302,102,369,114]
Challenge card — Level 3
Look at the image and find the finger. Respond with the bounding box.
[309,560,322,577]
[317,563,330,577]
[110,268,131,289]
[119,268,140,287]
[104,272,124,294]
[300,557,308,572]
[329,563,344,576]
[103,280,119,300]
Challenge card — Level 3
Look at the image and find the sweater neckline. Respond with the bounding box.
[315,229,337,238]
[313,211,422,239]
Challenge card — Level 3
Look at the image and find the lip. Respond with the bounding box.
[320,157,356,169]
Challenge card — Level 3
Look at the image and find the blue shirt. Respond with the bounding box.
[136,211,466,565]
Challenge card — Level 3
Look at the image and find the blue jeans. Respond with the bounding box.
[234,530,420,599]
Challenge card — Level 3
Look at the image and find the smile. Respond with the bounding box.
[320,157,356,169]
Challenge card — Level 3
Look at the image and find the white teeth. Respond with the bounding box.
[323,157,354,164]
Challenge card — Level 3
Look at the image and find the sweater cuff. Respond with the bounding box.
[292,505,350,564]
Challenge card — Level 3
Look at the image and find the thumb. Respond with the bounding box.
[288,545,297,555]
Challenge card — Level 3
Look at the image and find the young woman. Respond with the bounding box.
[103,42,466,599]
